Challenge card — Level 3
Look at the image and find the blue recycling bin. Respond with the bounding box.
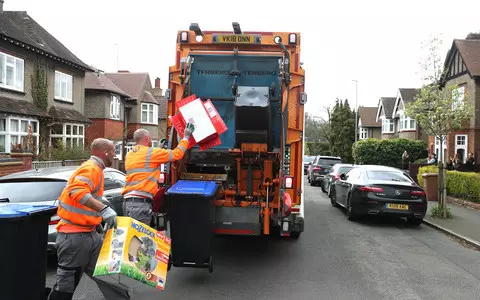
[0,204,57,300]
[166,180,219,272]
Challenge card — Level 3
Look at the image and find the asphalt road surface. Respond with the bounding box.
[46,177,480,299]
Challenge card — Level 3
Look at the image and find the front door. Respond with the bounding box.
[455,134,468,163]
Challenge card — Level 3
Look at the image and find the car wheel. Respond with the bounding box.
[407,218,422,227]
[310,179,315,186]
[308,176,310,183]
[321,181,327,193]
[346,194,357,221]
[290,231,301,239]
[330,189,338,207]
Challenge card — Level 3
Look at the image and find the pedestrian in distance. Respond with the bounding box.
[122,123,195,227]
[48,138,131,300]
[402,150,410,170]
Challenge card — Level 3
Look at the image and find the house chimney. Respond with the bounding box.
[155,77,161,88]
[0,0,4,13]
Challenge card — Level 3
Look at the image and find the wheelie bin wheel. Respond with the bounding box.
[208,256,214,273]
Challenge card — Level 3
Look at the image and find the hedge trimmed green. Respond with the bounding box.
[417,165,480,203]
[352,138,427,168]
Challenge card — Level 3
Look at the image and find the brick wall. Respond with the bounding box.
[0,153,33,177]
[86,118,124,145]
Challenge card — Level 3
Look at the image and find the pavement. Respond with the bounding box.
[424,200,480,248]
[46,177,480,299]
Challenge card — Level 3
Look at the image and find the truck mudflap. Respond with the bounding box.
[279,212,304,238]
[213,206,261,236]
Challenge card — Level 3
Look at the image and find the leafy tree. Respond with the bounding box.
[405,35,474,218]
[330,98,356,162]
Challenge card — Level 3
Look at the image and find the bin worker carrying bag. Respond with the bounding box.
[48,138,131,300]
[121,123,195,227]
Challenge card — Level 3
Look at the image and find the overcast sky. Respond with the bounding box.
[5,0,480,118]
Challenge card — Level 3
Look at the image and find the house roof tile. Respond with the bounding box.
[455,39,480,77]
[0,11,92,71]
[398,88,420,104]
[358,106,380,127]
[0,97,50,118]
[48,106,92,124]
[84,72,129,97]
[105,72,150,100]
[379,97,396,119]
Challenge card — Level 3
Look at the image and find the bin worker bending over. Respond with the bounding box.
[122,124,194,225]
[49,138,130,300]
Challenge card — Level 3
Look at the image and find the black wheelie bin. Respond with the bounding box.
[0,204,57,300]
[165,180,219,273]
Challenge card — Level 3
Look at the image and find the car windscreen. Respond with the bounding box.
[0,180,66,203]
[366,171,412,183]
[318,158,342,165]
[304,156,315,163]
[337,166,354,174]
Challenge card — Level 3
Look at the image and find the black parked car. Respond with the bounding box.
[331,165,427,226]
[0,166,126,255]
[308,155,342,186]
[322,163,356,194]
[303,156,315,175]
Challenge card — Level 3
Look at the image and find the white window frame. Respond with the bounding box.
[455,134,468,163]
[0,116,39,154]
[381,118,394,133]
[0,51,25,92]
[399,111,416,131]
[434,135,447,161]
[452,86,465,110]
[54,71,73,102]
[141,103,158,125]
[110,94,121,120]
[49,123,84,148]
[359,127,368,140]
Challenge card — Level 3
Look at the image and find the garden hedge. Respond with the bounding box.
[417,165,480,203]
[352,138,427,168]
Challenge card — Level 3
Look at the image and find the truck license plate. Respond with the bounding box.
[215,34,256,44]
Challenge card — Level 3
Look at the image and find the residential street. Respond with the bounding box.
[46,177,480,300]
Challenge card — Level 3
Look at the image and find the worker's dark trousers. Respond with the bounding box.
[48,231,131,300]
[123,199,153,226]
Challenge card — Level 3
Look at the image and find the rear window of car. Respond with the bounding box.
[304,156,315,163]
[337,166,354,174]
[318,158,342,165]
[0,180,66,203]
[366,171,412,183]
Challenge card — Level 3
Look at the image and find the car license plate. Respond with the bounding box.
[386,203,409,210]
[215,34,256,44]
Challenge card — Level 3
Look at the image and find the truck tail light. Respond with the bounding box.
[289,33,297,44]
[49,214,60,225]
[285,176,293,189]
[180,31,189,42]
[159,173,165,184]
[359,186,384,193]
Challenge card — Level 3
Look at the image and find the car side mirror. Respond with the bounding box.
[340,173,346,180]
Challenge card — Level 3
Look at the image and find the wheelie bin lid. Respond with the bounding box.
[0,204,57,219]
[166,180,218,197]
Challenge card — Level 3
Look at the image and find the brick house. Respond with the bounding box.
[358,106,381,140]
[375,97,396,139]
[152,77,168,141]
[391,88,428,142]
[84,71,129,158]
[104,71,165,150]
[0,5,92,154]
[432,37,480,162]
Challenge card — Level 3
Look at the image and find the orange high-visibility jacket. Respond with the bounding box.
[122,139,189,199]
[56,156,105,233]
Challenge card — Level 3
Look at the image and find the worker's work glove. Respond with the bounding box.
[159,138,168,149]
[100,206,117,229]
[183,122,195,140]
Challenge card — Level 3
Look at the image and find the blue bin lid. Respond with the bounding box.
[166,180,218,197]
[0,204,57,219]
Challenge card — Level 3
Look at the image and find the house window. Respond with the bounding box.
[359,128,368,140]
[141,103,158,125]
[452,86,465,110]
[435,135,447,161]
[382,119,394,133]
[455,134,468,163]
[0,117,39,154]
[110,95,121,120]
[54,71,73,102]
[0,51,25,92]
[50,123,84,149]
[399,114,416,131]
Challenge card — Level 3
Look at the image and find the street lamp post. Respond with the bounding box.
[352,80,358,143]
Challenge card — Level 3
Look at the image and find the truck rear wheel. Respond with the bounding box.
[290,231,301,239]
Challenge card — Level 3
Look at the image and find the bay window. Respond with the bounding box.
[50,123,84,149]
[381,118,394,133]
[0,51,25,92]
[399,113,416,131]
[141,103,158,125]
[360,128,368,140]
[110,94,121,120]
[54,71,73,102]
[0,117,39,153]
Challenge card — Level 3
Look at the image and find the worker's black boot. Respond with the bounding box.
[47,289,74,300]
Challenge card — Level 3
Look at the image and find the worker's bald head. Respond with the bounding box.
[133,128,152,146]
[90,138,116,167]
